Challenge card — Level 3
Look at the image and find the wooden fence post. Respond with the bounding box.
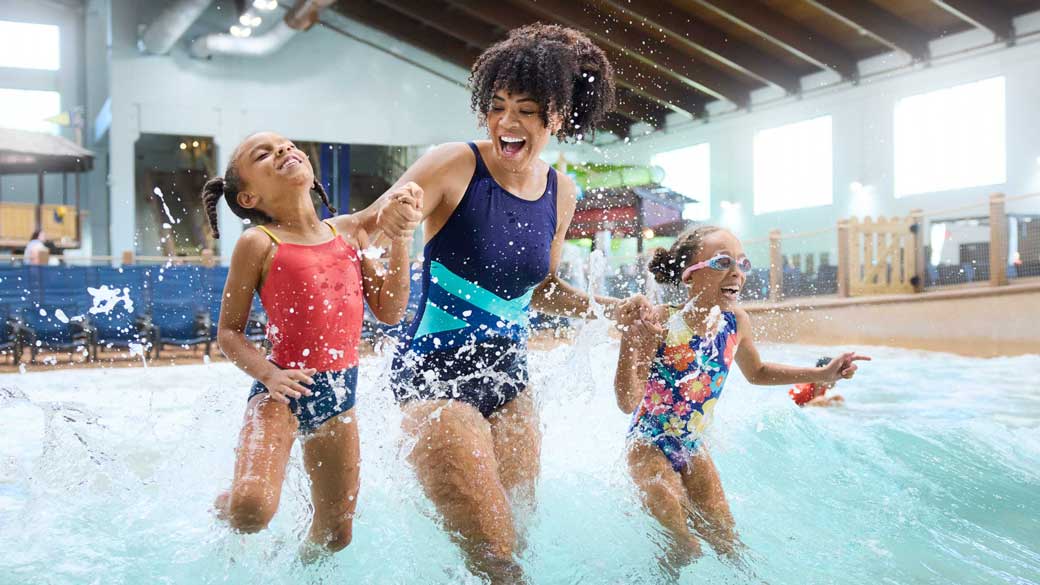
[837,219,850,298]
[121,250,136,266]
[909,209,925,292]
[989,193,1008,287]
[769,229,783,302]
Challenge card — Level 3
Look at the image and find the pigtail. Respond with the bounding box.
[202,176,225,239]
[313,179,337,215]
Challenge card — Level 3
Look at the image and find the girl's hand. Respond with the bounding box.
[624,317,665,354]
[259,367,317,404]
[378,182,423,241]
[819,352,871,383]
[614,294,654,326]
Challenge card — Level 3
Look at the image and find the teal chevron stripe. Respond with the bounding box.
[413,302,470,339]
[429,261,531,324]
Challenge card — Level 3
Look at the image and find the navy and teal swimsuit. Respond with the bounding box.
[391,142,557,417]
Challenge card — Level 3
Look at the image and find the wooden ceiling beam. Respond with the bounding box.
[514,0,753,108]
[443,0,707,117]
[369,0,503,49]
[690,0,859,80]
[592,0,802,94]
[332,0,482,68]
[614,87,669,129]
[930,0,1014,40]
[804,0,930,61]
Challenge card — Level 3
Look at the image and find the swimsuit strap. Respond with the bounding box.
[256,225,281,244]
[322,220,339,238]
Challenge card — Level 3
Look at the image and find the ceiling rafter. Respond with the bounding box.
[930,0,1014,40]
[690,0,859,81]
[591,0,802,94]
[804,0,931,61]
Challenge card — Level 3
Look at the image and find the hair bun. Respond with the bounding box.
[648,247,681,285]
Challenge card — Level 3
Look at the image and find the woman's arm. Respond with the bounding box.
[733,309,870,386]
[614,313,665,413]
[348,143,471,239]
[530,172,652,322]
[216,230,314,403]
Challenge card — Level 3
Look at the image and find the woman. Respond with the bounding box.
[365,24,650,581]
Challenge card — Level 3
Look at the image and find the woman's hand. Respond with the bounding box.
[376,182,423,241]
[819,352,871,383]
[259,368,317,404]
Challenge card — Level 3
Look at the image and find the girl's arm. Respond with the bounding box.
[614,308,666,413]
[216,230,315,403]
[531,172,652,322]
[733,309,870,386]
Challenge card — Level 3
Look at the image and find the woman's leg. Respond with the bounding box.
[402,399,524,584]
[488,390,541,503]
[627,441,702,565]
[300,408,361,558]
[680,447,739,558]
[214,393,298,533]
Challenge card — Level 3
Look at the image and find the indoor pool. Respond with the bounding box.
[1,334,1038,584]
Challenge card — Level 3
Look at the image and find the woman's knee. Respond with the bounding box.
[227,485,278,533]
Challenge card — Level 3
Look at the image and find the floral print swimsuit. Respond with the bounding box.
[629,307,739,472]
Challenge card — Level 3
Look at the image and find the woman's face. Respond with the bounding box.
[486,90,559,170]
[233,132,314,213]
[683,230,748,309]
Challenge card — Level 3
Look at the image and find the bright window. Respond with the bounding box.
[894,77,1005,197]
[0,21,60,70]
[0,89,62,133]
[651,143,710,220]
[753,116,832,215]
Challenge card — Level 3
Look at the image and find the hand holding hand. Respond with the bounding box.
[377,182,423,241]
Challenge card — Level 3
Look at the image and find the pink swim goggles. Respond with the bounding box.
[681,253,752,282]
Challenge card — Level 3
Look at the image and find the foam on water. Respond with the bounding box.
[0,343,1038,584]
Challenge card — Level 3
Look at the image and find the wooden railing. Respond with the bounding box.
[840,215,919,296]
[0,202,81,247]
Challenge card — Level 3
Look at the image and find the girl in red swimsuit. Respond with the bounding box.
[201,132,421,558]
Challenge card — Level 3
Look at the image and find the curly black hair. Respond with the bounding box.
[647,225,724,286]
[469,23,616,142]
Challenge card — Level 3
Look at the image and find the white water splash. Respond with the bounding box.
[152,187,179,225]
[128,343,148,370]
[54,309,69,324]
[87,286,135,315]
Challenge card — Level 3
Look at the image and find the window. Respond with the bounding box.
[894,77,1006,197]
[0,89,61,133]
[0,21,60,70]
[753,116,832,215]
[651,143,710,220]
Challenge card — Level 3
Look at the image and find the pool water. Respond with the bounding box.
[1,337,1038,584]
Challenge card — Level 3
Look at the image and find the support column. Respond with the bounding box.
[769,229,783,302]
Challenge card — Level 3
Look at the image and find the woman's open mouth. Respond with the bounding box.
[721,285,741,301]
[499,135,526,158]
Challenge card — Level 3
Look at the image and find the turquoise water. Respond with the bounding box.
[1,338,1038,584]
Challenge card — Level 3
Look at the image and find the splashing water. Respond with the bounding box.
[0,342,1038,584]
[152,187,179,226]
[87,285,135,315]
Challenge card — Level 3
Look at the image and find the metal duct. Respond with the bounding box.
[190,0,335,59]
[141,0,215,55]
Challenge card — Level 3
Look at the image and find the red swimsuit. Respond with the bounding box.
[257,221,363,372]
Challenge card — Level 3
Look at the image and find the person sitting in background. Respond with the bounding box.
[789,357,846,407]
[23,230,48,265]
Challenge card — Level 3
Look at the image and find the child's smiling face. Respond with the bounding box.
[682,229,748,309]
[232,132,314,215]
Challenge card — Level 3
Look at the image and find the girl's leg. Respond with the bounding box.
[627,441,702,565]
[680,448,739,558]
[300,408,361,557]
[402,399,524,584]
[215,393,298,533]
[488,390,541,504]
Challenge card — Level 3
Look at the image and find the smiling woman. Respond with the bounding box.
[348,23,653,583]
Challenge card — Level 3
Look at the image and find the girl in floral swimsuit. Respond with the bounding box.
[614,225,870,567]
